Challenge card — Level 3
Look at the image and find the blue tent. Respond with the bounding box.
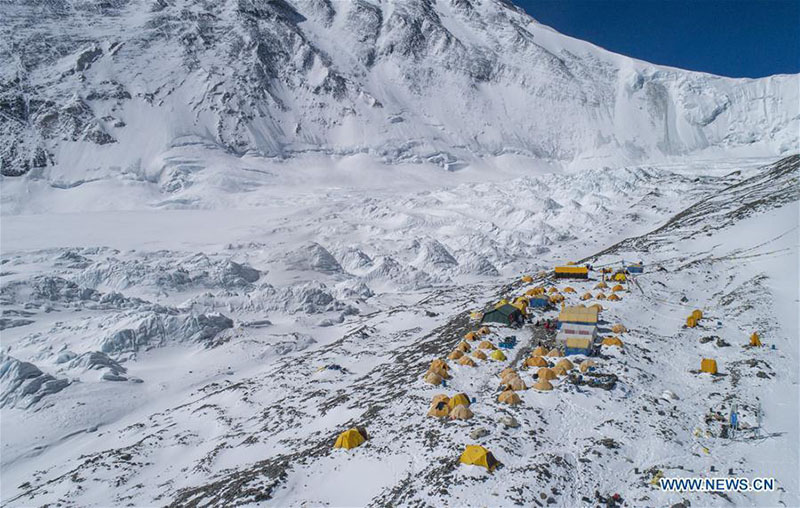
[528,296,549,308]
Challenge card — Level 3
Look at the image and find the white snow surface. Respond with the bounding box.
[1,154,798,507]
[1,0,799,505]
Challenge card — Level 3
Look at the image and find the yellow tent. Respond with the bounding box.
[532,379,553,391]
[430,358,448,370]
[499,367,516,378]
[432,394,449,406]
[478,340,496,350]
[334,428,366,449]
[686,316,697,328]
[478,326,491,336]
[472,350,488,360]
[464,331,478,341]
[611,284,624,292]
[556,358,574,370]
[563,286,576,293]
[498,390,521,405]
[503,376,527,391]
[691,309,703,320]
[553,365,568,377]
[579,359,596,373]
[450,404,474,420]
[458,356,476,367]
[550,294,565,303]
[611,324,627,333]
[459,445,499,471]
[456,341,471,352]
[588,303,603,312]
[525,288,538,296]
[594,282,608,289]
[614,273,627,282]
[546,348,562,357]
[424,371,443,385]
[607,293,621,301]
[427,399,450,418]
[537,367,557,381]
[750,332,762,347]
[448,393,471,410]
[448,350,464,360]
[532,346,548,356]
[490,349,507,361]
[548,287,559,294]
[521,275,533,283]
[602,336,623,348]
[428,363,451,379]
[580,292,593,301]
[596,293,607,300]
[700,358,718,374]
[525,356,548,368]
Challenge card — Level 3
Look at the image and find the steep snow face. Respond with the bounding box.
[1,0,797,178]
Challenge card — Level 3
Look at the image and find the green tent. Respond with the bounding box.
[481,304,523,326]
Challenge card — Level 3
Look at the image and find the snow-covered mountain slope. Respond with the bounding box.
[1,156,797,507]
[1,0,797,181]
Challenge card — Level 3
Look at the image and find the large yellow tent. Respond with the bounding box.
[459,445,499,471]
[334,428,366,449]
[424,371,443,385]
[458,356,476,367]
[427,399,450,418]
[691,309,703,320]
[490,349,507,361]
[503,377,527,391]
[686,316,697,328]
[472,350,488,360]
[448,350,464,360]
[448,393,471,410]
[602,336,624,348]
[450,404,474,420]
[556,358,574,370]
[750,332,762,347]
[537,367,557,381]
[498,390,521,405]
[525,356,548,368]
[700,358,718,374]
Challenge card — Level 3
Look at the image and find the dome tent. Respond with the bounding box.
[334,428,366,449]
[459,445,500,471]
[498,390,521,405]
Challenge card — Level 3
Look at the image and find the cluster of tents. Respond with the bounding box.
[427,392,474,420]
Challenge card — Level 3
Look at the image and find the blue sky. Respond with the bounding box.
[512,0,800,78]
